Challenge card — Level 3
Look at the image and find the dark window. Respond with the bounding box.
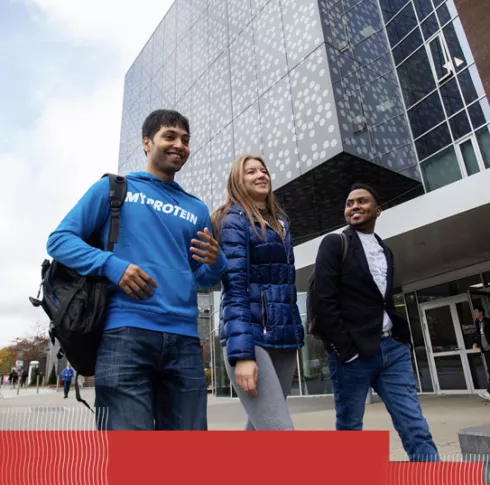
[420,146,462,191]
[413,0,433,21]
[468,102,489,130]
[393,29,423,65]
[415,122,452,160]
[437,3,452,26]
[397,48,436,107]
[408,92,445,138]
[458,69,478,105]
[439,78,464,116]
[476,126,490,169]
[449,111,472,141]
[458,137,481,176]
[421,13,439,40]
[443,22,467,73]
[433,0,446,8]
[386,3,417,46]
[378,0,409,22]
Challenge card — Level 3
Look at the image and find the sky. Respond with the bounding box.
[0,0,172,347]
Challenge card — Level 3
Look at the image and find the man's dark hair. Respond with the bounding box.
[474,305,485,314]
[142,109,190,154]
[349,183,381,206]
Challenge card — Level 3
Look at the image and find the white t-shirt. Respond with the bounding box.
[357,232,393,333]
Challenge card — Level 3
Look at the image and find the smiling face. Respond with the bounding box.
[143,125,190,180]
[243,158,271,204]
[344,188,381,233]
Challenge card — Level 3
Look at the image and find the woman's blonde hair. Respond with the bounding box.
[212,154,287,240]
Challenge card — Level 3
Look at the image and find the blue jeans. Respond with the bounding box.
[327,336,439,462]
[94,326,207,431]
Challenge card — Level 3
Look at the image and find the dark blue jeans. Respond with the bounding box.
[94,326,207,431]
[327,336,439,462]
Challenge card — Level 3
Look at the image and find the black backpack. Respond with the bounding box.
[29,173,127,410]
[306,231,348,339]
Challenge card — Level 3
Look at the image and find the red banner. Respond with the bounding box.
[0,431,484,484]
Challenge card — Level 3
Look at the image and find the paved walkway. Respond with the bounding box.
[1,387,489,461]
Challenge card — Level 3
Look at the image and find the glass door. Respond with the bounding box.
[421,295,478,393]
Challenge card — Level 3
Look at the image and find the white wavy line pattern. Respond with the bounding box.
[0,406,110,485]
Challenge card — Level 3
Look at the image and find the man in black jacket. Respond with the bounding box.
[473,305,490,401]
[313,183,439,462]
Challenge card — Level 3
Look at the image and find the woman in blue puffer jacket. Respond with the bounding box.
[212,154,305,430]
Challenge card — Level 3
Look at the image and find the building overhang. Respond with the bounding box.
[294,169,490,291]
[274,151,423,245]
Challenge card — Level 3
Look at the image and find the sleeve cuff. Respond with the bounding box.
[102,254,131,285]
[210,249,228,276]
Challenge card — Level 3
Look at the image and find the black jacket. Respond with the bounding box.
[313,227,411,363]
[473,316,490,350]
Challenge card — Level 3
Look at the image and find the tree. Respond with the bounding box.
[6,321,49,362]
[0,348,15,375]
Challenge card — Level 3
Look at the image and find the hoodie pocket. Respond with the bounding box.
[261,290,269,334]
[133,263,197,315]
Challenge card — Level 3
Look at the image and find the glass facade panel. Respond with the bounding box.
[435,355,467,390]
[439,78,463,116]
[421,13,439,40]
[420,145,462,191]
[476,125,490,169]
[436,3,452,26]
[417,275,482,302]
[449,111,471,141]
[425,305,458,352]
[413,0,433,21]
[386,3,417,46]
[468,101,489,130]
[393,29,423,65]
[405,292,433,392]
[397,48,436,107]
[415,122,451,160]
[408,92,445,138]
[459,138,480,176]
[378,0,410,22]
[458,68,479,105]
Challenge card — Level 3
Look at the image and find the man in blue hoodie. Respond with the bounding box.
[47,109,228,430]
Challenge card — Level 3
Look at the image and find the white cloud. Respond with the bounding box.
[0,0,172,346]
[25,0,171,65]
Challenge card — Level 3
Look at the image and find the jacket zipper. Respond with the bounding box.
[261,290,269,334]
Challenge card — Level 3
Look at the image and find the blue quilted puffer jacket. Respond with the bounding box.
[218,204,305,366]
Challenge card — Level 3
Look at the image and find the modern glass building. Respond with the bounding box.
[118,0,490,397]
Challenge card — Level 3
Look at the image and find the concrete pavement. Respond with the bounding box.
[1,387,489,461]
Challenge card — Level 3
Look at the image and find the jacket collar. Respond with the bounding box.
[345,226,392,299]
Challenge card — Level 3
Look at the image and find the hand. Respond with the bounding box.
[235,360,259,397]
[473,344,480,352]
[190,227,220,265]
[118,264,158,300]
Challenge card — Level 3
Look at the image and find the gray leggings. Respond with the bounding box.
[223,345,297,430]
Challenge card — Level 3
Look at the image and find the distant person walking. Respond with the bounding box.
[472,305,490,401]
[61,363,74,399]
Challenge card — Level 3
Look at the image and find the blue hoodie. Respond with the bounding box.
[46,171,228,339]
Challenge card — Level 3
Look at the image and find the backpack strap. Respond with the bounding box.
[102,174,127,252]
[74,372,94,414]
